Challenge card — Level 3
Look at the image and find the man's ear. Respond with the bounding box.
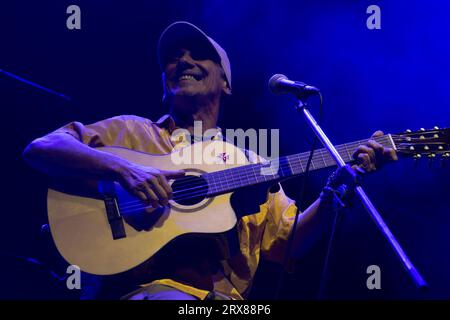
[222,80,232,96]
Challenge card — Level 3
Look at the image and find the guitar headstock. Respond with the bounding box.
[391,127,450,159]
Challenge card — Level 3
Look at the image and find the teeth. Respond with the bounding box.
[179,75,196,81]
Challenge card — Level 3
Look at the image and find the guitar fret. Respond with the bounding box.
[210,171,218,194]
[297,154,304,173]
[287,156,296,175]
[311,157,316,169]
[320,151,327,167]
[344,144,352,162]
[251,165,259,183]
[243,168,250,187]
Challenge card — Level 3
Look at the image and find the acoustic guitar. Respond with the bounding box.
[47,128,450,275]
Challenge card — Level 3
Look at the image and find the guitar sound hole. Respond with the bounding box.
[171,175,208,206]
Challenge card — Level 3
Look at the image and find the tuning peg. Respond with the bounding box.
[420,135,425,140]
[441,153,449,167]
[405,129,412,133]
[424,146,430,151]
[434,134,439,138]
[409,146,415,151]
[413,153,421,167]
[434,126,439,130]
[428,153,436,167]
[420,128,426,132]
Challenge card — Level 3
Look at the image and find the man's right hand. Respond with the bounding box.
[116,163,185,208]
[23,132,185,208]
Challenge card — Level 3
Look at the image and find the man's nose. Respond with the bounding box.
[178,50,195,66]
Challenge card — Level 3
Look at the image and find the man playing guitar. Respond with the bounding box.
[22,21,397,300]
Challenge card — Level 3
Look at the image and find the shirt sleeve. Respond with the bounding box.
[52,115,140,148]
[260,185,298,264]
[241,149,299,264]
[224,183,298,297]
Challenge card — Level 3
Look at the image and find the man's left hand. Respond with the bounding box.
[352,130,398,173]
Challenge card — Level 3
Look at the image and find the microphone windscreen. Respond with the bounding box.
[268,74,288,94]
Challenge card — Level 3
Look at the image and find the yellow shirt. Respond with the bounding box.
[54,114,299,299]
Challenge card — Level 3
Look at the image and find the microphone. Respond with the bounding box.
[268,74,319,97]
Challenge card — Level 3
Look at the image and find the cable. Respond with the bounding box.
[316,205,344,299]
[274,92,324,299]
[0,68,72,101]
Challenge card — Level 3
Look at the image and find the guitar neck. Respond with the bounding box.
[204,134,395,196]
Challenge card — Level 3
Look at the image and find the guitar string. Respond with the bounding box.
[118,136,393,212]
[165,134,445,203]
[120,134,447,212]
[120,132,443,211]
[118,154,326,213]
[121,131,444,211]
[167,135,392,189]
[149,135,392,191]
[151,136,392,194]
[119,152,348,213]
[118,136,392,211]
[201,133,436,192]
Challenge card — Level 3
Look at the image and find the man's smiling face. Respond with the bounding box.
[163,43,228,102]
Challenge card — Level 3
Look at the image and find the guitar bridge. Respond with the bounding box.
[100,182,126,240]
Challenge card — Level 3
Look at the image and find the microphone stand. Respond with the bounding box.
[294,96,427,295]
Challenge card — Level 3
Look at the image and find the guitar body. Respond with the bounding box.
[47,140,270,275]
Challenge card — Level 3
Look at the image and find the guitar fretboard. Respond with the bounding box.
[204,134,394,196]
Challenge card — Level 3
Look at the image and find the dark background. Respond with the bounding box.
[1,0,449,299]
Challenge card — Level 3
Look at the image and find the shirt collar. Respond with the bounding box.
[155,114,224,142]
[155,114,177,133]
